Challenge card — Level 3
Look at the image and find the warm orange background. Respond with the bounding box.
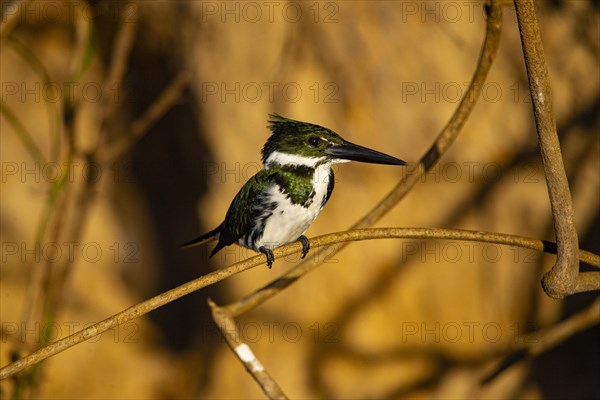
[1,1,598,398]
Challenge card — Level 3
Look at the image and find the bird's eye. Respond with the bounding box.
[308,137,320,147]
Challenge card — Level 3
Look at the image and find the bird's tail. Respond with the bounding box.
[181,222,224,248]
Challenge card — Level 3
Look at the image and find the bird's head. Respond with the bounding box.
[262,114,407,168]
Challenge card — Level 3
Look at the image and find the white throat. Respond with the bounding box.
[264,151,325,168]
[264,151,350,168]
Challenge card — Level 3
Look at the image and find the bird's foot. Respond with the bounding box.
[259,246,275,268]
[298,235,310,259]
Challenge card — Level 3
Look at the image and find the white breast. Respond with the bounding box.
[248,163,332,250]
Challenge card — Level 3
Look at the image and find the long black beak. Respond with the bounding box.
[325,140,407,166]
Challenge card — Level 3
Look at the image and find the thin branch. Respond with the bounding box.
[209,299,288,400]
[98,71,191,163]
[524,298,600,356]
[514,0,584,298]
[34,2,139,328]
[356,0,504,228]
[1,3,189,395]
[5,36,62,159]
[2,227,598,380]
[482,298,600,383]
[101,3,138,123]
[0,0,31,38]
[224,0,505,317]
[21,8,95,339]
[0,101,47,165]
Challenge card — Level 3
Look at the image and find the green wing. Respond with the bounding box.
[212,170,278,253]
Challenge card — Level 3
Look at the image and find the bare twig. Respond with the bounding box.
[224,0,505,317]
[4,36,61,159]
[530,301,599,355]
[524,298,600,356]
[0,0,31,38]
[209,299,288,400]
[98,71,191,163]
[0,101,47,165]
[22,9,94,350]
[2,226,598,380]
[101,3,138,123]
[514,0,598,297]
[1,3,189,395]
[482,298,600,383]
[36,1,140,322]
[356,0,504,228]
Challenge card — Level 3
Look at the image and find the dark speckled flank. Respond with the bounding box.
[246,201,277,248]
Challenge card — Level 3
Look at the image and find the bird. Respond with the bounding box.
[183,114,407,268]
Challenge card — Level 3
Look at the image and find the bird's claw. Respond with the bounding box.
[259,246,275,268]
[298,235,310,259]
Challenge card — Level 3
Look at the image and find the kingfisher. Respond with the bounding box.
[183,114,407,267]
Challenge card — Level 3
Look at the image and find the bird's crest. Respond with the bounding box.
[263,114,335,164]
[267,113,308,134]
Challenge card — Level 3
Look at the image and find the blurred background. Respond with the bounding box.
[1,0,598,398]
